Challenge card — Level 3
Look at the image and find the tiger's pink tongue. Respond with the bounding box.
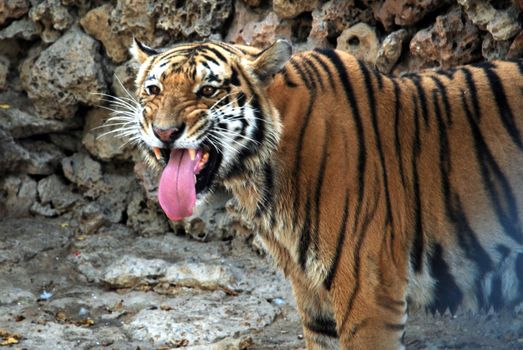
[158,149,201,221]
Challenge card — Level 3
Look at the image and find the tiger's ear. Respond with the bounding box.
[130,38,159,64]
[252,39,292,83]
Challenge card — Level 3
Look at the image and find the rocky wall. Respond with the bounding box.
[1,0,522,236]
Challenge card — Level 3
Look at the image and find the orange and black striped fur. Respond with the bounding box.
[125,39,523,349]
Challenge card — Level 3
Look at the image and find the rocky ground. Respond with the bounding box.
[1,217,523,349]
[1,0,523,349]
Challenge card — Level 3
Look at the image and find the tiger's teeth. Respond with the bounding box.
[194,175,197,182]
[188,149,196,160]
[153,147,162,161]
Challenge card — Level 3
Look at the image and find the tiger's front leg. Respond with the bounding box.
[329,271,409,350]
[289,274,340,350]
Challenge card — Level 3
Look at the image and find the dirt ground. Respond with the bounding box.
[1,217,522,349]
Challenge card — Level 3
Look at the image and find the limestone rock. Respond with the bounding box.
[0,174,36,218]
[154,0,234,39]
[22,26,107,120]
[29,0,75,43]
[112,60,138,99]
[273,0,318,19]
[376,29,408,73]
[410,7,480,68]
[127,189,170,236]
[308,0,374,47]
[0,102,81,138]
[226,3,292,47]
[81,1,163,63]
[0,0,29,26]
[102,255,170,288]
[15,140,64,175]
[124,293,277,347]
[82,108,133,162]
[76,202,111,234]
[80,4,128,63]
[0,55,8,90]
[162,262,239,291]
[61,152,103,191]
[0,17,39,40]
[507,31,523,59]
[482,33,511,61]
[337,23,379,64]
[373,0,448,31]
[36,174,80,214]
[457,0,521,41]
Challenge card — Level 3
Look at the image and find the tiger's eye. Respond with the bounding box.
[146,85,161,96]
[200,85,217,97]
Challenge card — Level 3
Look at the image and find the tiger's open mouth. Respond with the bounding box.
[150,145,220,221]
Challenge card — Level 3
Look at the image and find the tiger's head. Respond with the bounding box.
[127,39,292,221]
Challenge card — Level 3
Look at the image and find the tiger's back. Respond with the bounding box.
[265,49,523,348]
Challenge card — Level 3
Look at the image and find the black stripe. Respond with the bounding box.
[312,121,329,250]
[305,315,338,338]
[256,162,274,217]
[289,58,314,91]
[230,67,240,86]
[392,79,407,188]
[324,193,350,290]
[490,274,504,310]
[430,76,452,125]
[302,57,324,90]
[376,295,406,314]
[410,94,424,273]
[200,53,219,66]
[408,75,429,127]
[309,52,337,91]
[298,194,312,270]
[384,323,405,331]
[280,66,298,87]
[483,66,523,149]
[202,45,228,62]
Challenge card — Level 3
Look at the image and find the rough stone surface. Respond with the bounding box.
[273,0,318,19]
[80,4,127,63]
[28,0,75,43]
[308,0,374,47]
[226,4,292,47]
[0,17,39,40]
[507,31,523,59]
[373,0,448,31]
[0,174,36,218]
[36,175,80,215]
[410,6,481,68]
[376,29,408,73]
[82,108,133,162]
[337,23,379,64]
[0,0,29,26]
[112,60,138,99]
[0,101,81,138]
[482,33,511,61]
[457,0,521,41]
[61,152,103,192]
[22,26,107,120]
[0,55,8,90]
[154,0,234,39]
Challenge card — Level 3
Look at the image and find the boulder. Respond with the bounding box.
[337,23,379,64]
[22,26,107,120]
[0,0,29,26]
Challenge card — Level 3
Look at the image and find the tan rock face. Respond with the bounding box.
[308,0,374,47]
[376,29,408,73]
[410,7,480,68]
[457,0,521,41]
[0,0,29,26]
[226,2,292,47]
[273,0,318,19]
[373,0,447,31]
[22,27,107,120]
[29,0,74,43]
[337,23,379,64]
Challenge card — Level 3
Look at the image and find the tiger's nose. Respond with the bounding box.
[152,124,185,143]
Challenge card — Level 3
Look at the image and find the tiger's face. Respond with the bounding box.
[127,40,291,221]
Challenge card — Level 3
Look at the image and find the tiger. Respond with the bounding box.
[122,38,523,349]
